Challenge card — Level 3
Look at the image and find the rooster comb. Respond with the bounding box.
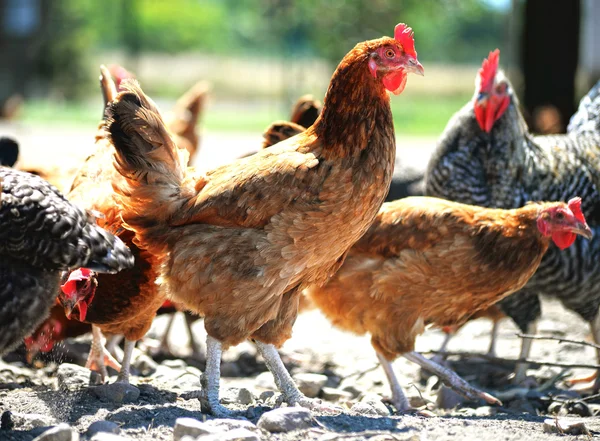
[394,23,416,57]
[568,197,585,223]
[478,49,500,93]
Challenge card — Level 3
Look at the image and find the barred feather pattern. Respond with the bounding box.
[426,78,600,328]
[0,167,134,353]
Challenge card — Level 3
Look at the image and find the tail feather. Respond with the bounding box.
[568,79,600,136]
[107,79,189,255]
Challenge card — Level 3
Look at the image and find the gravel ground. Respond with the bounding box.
[1,125,600,440]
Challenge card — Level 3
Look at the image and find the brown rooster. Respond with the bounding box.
[305,196,592,412]
[56,66,166,389]
[107,23,424,416]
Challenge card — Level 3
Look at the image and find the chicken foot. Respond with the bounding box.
[404,351,502,406]
[86,326,122,382]
[566,314,600,392]
[255,341,342,414]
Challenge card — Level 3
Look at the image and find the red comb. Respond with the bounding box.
[568,197,586,223]
[394,23,417,57]
[478,49,500,93]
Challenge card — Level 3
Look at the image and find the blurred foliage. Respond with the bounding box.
[21,0,508,99]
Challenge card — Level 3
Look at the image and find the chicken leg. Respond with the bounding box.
[404,351,501,406]
[566,314,600,392]
[255,341,342,413]
[513,322,537,384]
[487,318,501,357]
[86,326,121,382]
[376,351,410,412]
[115,339,136,384]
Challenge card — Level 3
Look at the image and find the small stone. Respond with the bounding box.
[162,359,187,369]
[87,421,120,437]
[257,407,313,433]
[292,373,328,398]
[341,385,362,398]
[255,372,276,390]
[173,417,216,440]
[351,402,379,416]
[57,363,94,391]
[259,391,276,402]
[90,434,130,441]
[435,385,464,410]
[92,383,140,404]
[360,394,391,416]
[1,410,13,430]
[32,424,79,441]
[474,406,496,417]
[206,419,258,432]
[543,418,591,436]
[11,412,57,429]
[132,354,158,376]
[321,387,353,402]
[198,428,259,441]
[221,387,255,405]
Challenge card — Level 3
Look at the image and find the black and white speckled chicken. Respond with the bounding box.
[0,167,134,354]
[426,49,600,386]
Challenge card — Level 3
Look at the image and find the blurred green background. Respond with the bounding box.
[0,0,595,135]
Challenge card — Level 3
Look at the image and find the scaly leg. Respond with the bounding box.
[404,351,501,406]
[86,326,121,382]
[106,334,124,361]
[431,331,453,365]
[158,313,177,355]
[255,341,341,413]
[115,339,136,384]
[487,319,500,357]
[186,335,237,417]
[513,321,537,384]
[567,314,600,391]
[376,351,410,412]
[184,311,203,358]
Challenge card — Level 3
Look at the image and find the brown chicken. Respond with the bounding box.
[107,23,424,416]
[305,196,592,412]
[56,66,166,388]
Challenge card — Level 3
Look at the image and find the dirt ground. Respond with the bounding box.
[2,125,600,440]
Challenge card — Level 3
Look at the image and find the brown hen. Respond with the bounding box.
[305,196,592,412]
[108,24,424,416]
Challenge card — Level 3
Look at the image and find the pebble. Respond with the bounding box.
[321,387,353,402]
[1,410,14,430]
[543,418,590,436]
[198,428,259,441]
[206,419,258,432]
[259,391,276,402]
[132,354,158,376]
[90,434,131,441]
[92,383,140,404]
[435,385,464,410]
[359,394,391,416]
[341,385,362,398]
[173,417,217,440]
[162,359,188,370]
[56,363,95,391]
[257,407,313,433]
[293,373,328,398]
[221,387,256,405]
[11,412,57,428]
[32,424,79,441]
[87,421,121,437]
[255,372,276,390]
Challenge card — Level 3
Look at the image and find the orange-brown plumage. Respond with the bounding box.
[305,196,591,411]
[306,197,591,361]
[108,27,424,413]
[57,66,166,382]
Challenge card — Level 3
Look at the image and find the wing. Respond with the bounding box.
[568,79,600,136]
[352,197,469,257]
[171,132,332,229]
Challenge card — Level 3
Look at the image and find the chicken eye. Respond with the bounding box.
[385,49,395,59]
[555,212,564,220]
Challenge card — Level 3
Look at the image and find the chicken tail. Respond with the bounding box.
[106,79,189,256]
